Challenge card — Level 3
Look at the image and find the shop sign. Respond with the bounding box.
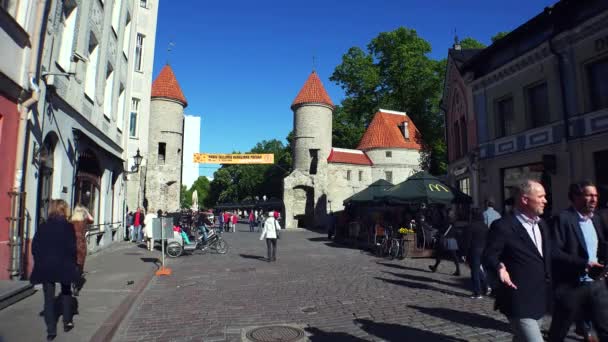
[452,166,468,176]
[428,183,450,192]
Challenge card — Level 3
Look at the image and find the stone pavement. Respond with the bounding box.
[113,224,583,342]
[0,241,159,342]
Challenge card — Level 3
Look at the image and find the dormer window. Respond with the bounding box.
[399,121,410,140]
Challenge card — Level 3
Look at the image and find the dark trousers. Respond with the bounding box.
[548,281,608,342]
[266,238,277,261]
[43,282,73,335]
[433,250,460,273]
[469,248,487,296]
[249,222,255,232]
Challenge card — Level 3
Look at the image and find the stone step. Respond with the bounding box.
[0,280,35,310]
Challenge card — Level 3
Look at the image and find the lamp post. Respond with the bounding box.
[122,149,144,241]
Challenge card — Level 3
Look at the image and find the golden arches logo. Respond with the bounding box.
[428,183,450,192]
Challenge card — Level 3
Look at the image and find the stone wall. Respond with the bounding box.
[366,148,421,184]
[326,163,373,212]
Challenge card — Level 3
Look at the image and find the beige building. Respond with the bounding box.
[449,0,608,214]
[283,72,422,229]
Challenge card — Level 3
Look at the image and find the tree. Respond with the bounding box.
[459,37,486,49]
[180,185,191,209]
[330,27,447,174]
[491,31,510,43]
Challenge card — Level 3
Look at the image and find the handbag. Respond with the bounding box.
[440,225,459,251]
[274,220,281,239]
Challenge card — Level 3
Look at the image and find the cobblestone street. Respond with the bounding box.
[113,224,577,342]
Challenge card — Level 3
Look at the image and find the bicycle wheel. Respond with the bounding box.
[214,239,228,254]
[166,242,183,258]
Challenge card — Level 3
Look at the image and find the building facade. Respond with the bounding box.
[144,64,187,213]
[446,0,608,215]
[0,0,46,280]
[283,72,422,229]
[124,0,159,212]
[182,114,201,189]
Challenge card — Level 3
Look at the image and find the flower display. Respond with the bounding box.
[398,227,415,234]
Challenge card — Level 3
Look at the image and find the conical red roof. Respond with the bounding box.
[357,110,422,150]
[151,64,188,107]
[291,71,334,109]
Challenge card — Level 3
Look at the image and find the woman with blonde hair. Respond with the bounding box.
[71,204,93,296]
[30,199,79,340]
[143,208,157,251]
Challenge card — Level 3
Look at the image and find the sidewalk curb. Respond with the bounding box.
[89,264,156,342]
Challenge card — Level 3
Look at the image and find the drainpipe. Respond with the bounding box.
[9,0,45,279]
[546,7,573,186]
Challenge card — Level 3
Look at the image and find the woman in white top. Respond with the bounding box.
[260,211,281,262]
[143,209,157,251]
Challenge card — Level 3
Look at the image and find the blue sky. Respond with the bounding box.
[152,0,557,178]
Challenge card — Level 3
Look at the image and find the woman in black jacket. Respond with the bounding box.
[463,208,489,298]
[30,199,79,341]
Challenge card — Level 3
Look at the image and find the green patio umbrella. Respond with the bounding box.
[375,171,455,205]
[343,179,393,205]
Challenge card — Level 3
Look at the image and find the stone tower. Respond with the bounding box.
[283,71,334,229]
[145,65,187,212]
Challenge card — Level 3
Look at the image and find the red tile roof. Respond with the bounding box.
[291,71,334,109]
[357,109,422,150]
[151,64,188,107]
[327,148,373,166]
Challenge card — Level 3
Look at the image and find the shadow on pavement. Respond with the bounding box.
[383,271,468,290]
[305,327,368,342]
[354,318,466,341]
[239,254,267,262]
[308,237,329,242]
[140,257,161,270]
[409,305,511,332]
[376,261,431,273]
[374,277,468,298]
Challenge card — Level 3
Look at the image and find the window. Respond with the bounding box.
[134,33,144,71]
[158,142,166,164]
[57,1,77,71]
[140,0,147,8]
[309,149,318,175]
[496,96,514,137]
[588,58,608,111]
[458,177,471,196]
[385,171,393,183]
[527,82,550,128]
[122,13,131,57]
[385,151,392,158]
[346,170,351,181]
[116,85,125,131]
[84,33,99,100]
[111,0,122,33]
[358,170,363,181]
[103,64,114,119]
[460,118,467,156]
[453,122,461,159]
[129,98,139,137]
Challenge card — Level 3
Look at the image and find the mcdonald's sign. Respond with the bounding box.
[428,183,450,192]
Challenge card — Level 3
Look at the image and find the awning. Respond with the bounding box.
[73,128,124,161]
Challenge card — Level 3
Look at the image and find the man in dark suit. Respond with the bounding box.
[548,181,608,342]
[484,179,552,342]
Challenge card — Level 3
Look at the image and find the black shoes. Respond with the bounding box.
[64,321,74,332]
[428,265,437,272]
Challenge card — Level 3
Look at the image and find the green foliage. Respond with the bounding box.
[491,31,510,43]
[206,137,292,207]
[180,176,211,209]
[330,27,447,175]
[459,37,486,49]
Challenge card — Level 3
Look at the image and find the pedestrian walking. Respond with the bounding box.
[260,210,281,262]
[218,211,224,233]
[223,212,230,233]
[126,211,134,241]
[548,181,608,342]
[483,199,502,228]
[249,211,255,232]
[70,204,93,296]
[429,210,461,276]
[231,213,238,232]
[144,209,157,251]
[483,179,552,342]
[463,208,489,298]
[133,208,143,243]
[30,199,79,341]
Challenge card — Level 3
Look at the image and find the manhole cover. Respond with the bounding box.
[246,325,305,342]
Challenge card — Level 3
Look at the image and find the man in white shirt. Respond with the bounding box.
[483,199,502,228]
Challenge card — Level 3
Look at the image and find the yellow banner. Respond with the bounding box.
[193,153,274,164]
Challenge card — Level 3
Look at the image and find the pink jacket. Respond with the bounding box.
[231,215,238,224]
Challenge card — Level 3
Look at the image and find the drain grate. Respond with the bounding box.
[246,325,305,342]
